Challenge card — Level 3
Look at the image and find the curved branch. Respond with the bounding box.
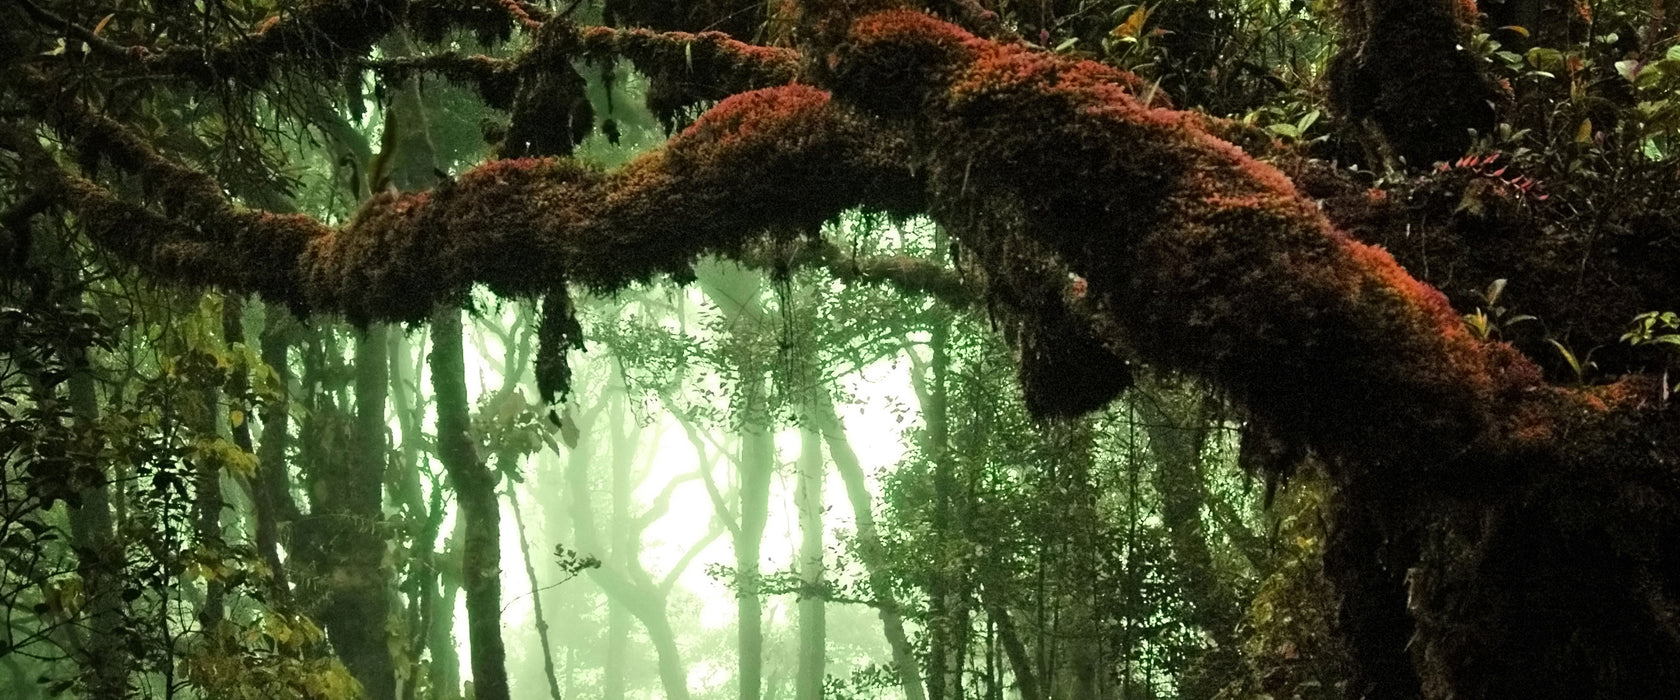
[829,10,1546,480]
[18,79,919,325]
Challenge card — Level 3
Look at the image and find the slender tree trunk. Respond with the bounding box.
[192,367,227,630]
[922,319,965,700]
[795,422,826,700]
[255,307,299,598]
[35,217,131,699]
[338,325,396,700]
[431,306,511,700]
[390,329,440,700]
[428,515,467,699]
[697,263,773,700]
[604,594,630,700]
[980,590,1040,700]
[1134,382,1245,694]
[812,398,926,700]
[606,391,636,700]
[506,483,565,700]
[562,378,695,700]
[66,348,126,699]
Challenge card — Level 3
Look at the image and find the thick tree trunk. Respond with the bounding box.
[331,325,396,700]
[430,306,511,700]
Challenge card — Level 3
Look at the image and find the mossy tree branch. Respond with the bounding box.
[10,9,1680,696]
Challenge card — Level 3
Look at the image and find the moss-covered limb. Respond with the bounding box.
[372,53,522,110]
[825,13,1680,697]
[406,0,551,45]
[1326,0,1501,165]
[1405,379,1680,698]
[23,80,915,326]
[10,0,136,62]
[138,0,410,83]
[3,80,321,308]
[786,237,975,310]
[13,0,550,89]
[568,24,803,128]
[602,0,766,39]
[832,10,1540,479]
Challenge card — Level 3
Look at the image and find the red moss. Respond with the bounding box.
[824,10,1548,475]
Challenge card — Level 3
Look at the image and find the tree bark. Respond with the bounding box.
[430,306,511,700]
[795,422,827,700]
[506,484,565,700]
[815,398,926,700]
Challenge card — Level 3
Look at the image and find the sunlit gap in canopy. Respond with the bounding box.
[399,212,941,696]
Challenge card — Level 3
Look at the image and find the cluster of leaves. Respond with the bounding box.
[0,298,111,678]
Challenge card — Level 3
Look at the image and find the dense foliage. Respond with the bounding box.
[3,0,1680,698]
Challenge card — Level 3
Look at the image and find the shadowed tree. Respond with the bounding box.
[6,0,1680,697]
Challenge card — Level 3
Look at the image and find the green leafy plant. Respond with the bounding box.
[1622,311,1679,399]
[1461,279,1536,341]
[1546,338,1597,385]
[1621,311,1680,347]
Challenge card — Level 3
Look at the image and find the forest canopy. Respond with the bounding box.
[3,0,1680,698]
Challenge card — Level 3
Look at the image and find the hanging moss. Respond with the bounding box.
[375,53,521,110]
[500,66,594,157]
[144,0,410,84]
[534,287,587,404]
[572,27,801,130]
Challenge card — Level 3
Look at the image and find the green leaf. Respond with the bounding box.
[1485,278,1507,305]
[1297,108,1321,133]
[1617,59,1642,83]
[1527,47,1563,71]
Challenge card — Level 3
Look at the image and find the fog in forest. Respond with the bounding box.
[10,0,1680,697]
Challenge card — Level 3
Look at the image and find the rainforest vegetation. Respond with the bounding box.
[2,0,1679,697]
